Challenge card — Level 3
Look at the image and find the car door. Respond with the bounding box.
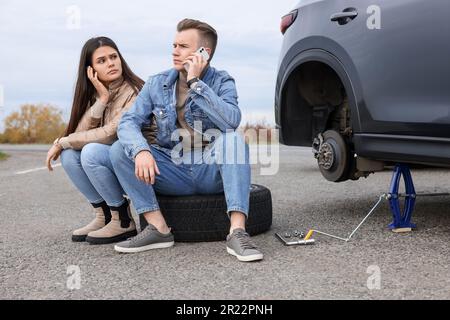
[327,0,450,138]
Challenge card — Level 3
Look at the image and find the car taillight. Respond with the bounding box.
[280,9,298,35]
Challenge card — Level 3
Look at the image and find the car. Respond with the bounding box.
[274,0,450,182]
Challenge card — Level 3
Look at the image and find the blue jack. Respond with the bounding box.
[387,164,417,232]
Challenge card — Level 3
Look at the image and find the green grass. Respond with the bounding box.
[0,151,9,161]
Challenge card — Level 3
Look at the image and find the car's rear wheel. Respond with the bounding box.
[317,130,351,182]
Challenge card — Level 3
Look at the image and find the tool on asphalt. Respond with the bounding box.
[304,193,385,242]
[275,229,315,245]
[276,194,385,245]
[279,164,450,245]
[383,164,448,233]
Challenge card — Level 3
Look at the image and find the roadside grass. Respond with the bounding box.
[0,151,9,161]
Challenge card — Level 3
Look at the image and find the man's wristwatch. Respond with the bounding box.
[187,77,200,89]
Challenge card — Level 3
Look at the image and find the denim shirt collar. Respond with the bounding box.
[163,66,214,89]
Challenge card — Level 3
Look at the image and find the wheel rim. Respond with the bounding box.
[318,142,335,170]
[317,130,349,182]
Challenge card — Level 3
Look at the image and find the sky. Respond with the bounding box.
[0,0,300,131]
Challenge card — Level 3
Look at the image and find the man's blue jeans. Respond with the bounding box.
[60,143,126,207]
[109,131,251,218]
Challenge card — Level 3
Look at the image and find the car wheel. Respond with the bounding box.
[317,130,351,182]
[139,184,272,242]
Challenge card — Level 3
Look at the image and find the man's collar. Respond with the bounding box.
[164,66,213,89]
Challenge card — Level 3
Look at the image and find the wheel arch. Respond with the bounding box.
[276,37,365,146]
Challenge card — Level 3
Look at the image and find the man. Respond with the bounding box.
[109,18,263,262]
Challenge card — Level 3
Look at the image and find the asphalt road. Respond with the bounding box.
[0,144,449,300]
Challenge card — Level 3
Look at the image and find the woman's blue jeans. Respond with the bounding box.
[60,143,126,207]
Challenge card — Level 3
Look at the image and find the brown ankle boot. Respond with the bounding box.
[72,207,109,242]
[86,205,137,245]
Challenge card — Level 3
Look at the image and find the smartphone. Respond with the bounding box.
[184,47,210,71]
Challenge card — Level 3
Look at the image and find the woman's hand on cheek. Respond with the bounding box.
[87,66,110,105]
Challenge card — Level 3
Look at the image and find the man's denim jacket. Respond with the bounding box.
[117,66,241,160]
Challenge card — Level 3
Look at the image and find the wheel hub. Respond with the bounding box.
[318,142,334,170]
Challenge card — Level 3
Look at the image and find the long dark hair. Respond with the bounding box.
[64,37,144,136]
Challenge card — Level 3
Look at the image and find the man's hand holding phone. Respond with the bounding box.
[184,47,210,82]
[135,151,160,185]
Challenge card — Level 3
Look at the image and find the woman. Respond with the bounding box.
[46,37,144,244]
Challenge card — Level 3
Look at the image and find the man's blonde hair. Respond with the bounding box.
[177,18,218,61]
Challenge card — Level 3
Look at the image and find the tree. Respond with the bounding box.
[0,104,66,143]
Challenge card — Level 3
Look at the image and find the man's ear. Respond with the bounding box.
[205,47,212,56]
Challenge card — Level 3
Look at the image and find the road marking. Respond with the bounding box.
[15,163,61,175]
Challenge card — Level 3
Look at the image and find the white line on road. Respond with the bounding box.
[15,163,61,175]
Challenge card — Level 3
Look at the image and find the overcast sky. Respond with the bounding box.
[0,0,300,130]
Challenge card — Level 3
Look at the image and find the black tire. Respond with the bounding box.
[139,184,272,242]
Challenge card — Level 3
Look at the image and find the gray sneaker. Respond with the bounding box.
[226,228,263,262]
[114,224,174,253]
